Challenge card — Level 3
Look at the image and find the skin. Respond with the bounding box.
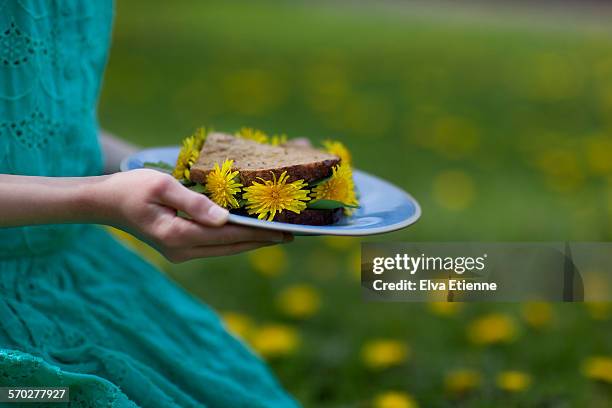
[0,131,292,263]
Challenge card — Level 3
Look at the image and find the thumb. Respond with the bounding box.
[160,179,229,227]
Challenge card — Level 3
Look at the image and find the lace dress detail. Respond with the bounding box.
[0,1,297,407]
[0,21,37,67]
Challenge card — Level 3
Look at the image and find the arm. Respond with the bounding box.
[99,130,139,174]
[0,170,290,261]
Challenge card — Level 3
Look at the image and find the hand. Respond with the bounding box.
[94,169,291,263]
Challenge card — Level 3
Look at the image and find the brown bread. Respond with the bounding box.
[189,133,340,185]
[232,208,344,226]
[273,208,344,225]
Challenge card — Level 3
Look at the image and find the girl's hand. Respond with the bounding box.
[94,169,291,263]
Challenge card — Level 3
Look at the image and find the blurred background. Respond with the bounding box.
[99,1,612,406]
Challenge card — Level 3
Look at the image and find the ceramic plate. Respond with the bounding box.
[120,147,421,236]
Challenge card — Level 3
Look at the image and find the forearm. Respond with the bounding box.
[0,174,111,228]
[99,130,139,174]
[0,170,283,262]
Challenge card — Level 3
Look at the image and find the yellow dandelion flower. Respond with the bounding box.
[248,245,287,277]
[250,324,299,359]
[172,127,207,181]
[428,302,463,317]
[276,284,321,319]
[205,159,243,209]
[496,370,532,392]
[236,127,269,144]
[373,391,418,408]
[221,311,253,339]
[361,339,409,370]
[312,163,358,213]
[323,139,352,165]
[193,126,208,150]
[467,313,517,345]
[444,369,481,396]
[243,171,310,221]
[173,134,201,181]
[269,134,288,146]
[521,302,553,329]
[582,356,612,383]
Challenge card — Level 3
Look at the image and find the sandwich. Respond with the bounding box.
[169,127,358,225]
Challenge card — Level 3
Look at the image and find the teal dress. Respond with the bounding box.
[0,1,297,407]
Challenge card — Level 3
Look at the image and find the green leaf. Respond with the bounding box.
[143,161,174,174]
[307,199,359,210]
[187,184,208,194]
[308,175,332,187]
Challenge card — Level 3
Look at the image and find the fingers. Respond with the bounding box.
[157,219,295,262]
[166,218,292,246]
[159,179,228,227]
[172,241,278,262]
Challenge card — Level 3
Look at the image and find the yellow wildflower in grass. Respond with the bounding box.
[312,163,358,214]
[432,170,476,212]
[585,302,611,320]
[205,160,243,209]
[276,284,321,319]
[361,339,409,370]
[323,236,357,250]
[236,127,269,144]
[248,245,287,277]
[536,148,584,193]
[221,311,253,339]
[428,302,463,317]
[586,135,612,175]
[323,140,352,165]
[582,356,612,383]
[521,302,553,329]
[373,391,418,408]
[250,324,299,359]
[243,171,310,221]
[496,370,532,392]
[444,369,481,396]
[467,313,517,345]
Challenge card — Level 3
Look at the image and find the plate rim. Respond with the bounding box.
[120,146,421,236]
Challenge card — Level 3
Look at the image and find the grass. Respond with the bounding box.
[99,1,612,406]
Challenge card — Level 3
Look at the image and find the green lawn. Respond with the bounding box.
[99,1,612,406]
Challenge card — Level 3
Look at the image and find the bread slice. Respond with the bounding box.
[232,207,343,225]
[274,208,344,225]
[189,133,340,186]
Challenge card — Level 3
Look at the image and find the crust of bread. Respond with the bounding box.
[237,162,338,186]
[233,208,343,226]
[189,133,340,185]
